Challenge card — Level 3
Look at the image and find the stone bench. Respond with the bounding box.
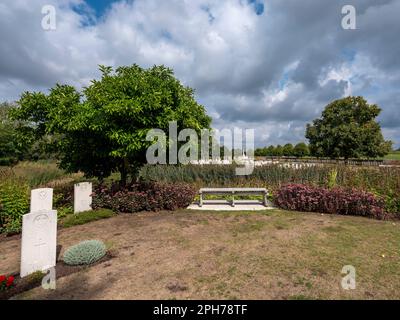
[199,187,269,207]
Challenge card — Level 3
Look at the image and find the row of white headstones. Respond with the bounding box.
[20,182,92,278]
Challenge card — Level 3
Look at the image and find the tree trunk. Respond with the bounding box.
[129,165,140,184]
[120,167,127,187]
[119,158,130,187]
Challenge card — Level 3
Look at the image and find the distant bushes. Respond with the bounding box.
[92,181,196,213]
[53,183,74,208]
[273,184,388,220]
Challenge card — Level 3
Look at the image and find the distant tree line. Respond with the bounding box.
[255,143,310,157]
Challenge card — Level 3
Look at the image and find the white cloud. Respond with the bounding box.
[0,0,399,147]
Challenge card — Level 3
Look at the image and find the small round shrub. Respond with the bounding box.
[63,240,106,266]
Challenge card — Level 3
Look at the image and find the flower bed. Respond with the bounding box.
[92,181,196,213]
[273,184,388,220]
[0,274,15,292]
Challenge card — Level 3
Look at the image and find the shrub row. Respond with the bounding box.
[273,184,388,220]
[92,181,196,213]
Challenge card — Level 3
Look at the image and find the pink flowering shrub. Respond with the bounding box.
[273,184,388,220]
[92,181,196,213]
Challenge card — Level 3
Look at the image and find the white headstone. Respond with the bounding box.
[30,188,53,213]
[74,182,92,213]
[20,210,57,277]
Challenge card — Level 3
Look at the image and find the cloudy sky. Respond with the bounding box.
[1,0,399,147]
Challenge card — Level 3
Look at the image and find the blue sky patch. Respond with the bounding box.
[248,0,264,15]
[84,0,118,17]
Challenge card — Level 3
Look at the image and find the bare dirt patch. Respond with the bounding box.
[1,209,399,300]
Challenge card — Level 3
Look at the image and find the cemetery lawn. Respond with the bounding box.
[1,209,400,300]
[384,151,400,160]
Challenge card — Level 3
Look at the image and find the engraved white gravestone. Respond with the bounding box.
[74,182,92,213]
[20,210,57,277]
[30,188,53,212]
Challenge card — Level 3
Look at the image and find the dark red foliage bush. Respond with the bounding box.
[92,181,196,213]
[273,184,388,220]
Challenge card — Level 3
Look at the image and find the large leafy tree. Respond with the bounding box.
[306,96,392,159]
[0,102,21,165]
[11,64,211,184]
[0,102,56,165]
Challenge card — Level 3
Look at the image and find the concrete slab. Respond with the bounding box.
[187,202,274,211]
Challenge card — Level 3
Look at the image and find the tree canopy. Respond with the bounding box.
[305,96,392,159]
[11,64,211,184]
[282,143,294,156]
[0,102,22,165]
[292,142,310,157]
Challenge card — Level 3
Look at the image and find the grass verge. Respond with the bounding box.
[59,209,115,228]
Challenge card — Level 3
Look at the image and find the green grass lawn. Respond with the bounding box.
[59,209,115,228]
[384,152,400,160]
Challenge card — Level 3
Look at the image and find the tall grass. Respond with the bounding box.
[140,164,345,188]
[0,161,81,188]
